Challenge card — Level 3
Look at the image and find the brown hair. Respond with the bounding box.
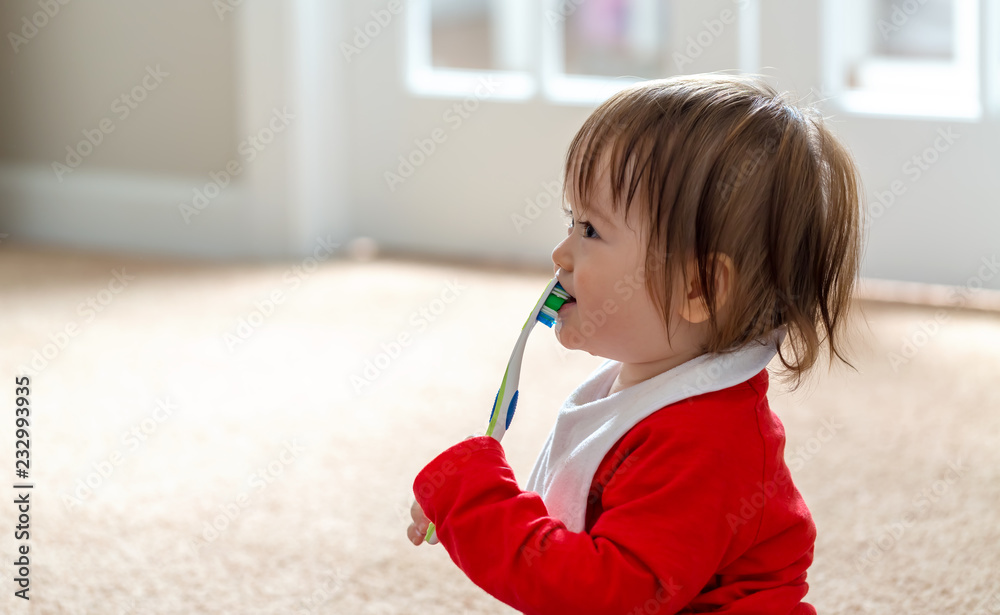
[564,74,866,391]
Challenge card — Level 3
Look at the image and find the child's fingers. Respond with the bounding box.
[410,499,429,525]
[406,522,425,545]
[408,500,432,546]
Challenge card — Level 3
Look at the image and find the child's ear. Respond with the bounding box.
[678,253,735,324]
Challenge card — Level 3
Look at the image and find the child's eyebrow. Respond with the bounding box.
[581,203,614,226]
[563,199,614,226]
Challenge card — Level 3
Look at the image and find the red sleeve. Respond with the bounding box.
[413,412,769,615]
[413,436,665,615]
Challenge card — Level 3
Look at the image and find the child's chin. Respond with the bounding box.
[554,324,585,351]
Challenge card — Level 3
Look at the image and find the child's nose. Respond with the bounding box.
[552,236,572,274]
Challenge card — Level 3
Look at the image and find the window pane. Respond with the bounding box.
[873,0,953,59]
[431,0,494,70]
[564,0,669,78]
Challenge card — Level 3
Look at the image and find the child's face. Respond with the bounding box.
[551,167,688,364]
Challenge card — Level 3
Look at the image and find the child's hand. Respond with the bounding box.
[407,499,431,546]
[409,436,479,546]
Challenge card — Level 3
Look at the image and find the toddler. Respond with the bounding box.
[408,74,863,614]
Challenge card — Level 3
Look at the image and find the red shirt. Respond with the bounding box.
[413,368,817,614]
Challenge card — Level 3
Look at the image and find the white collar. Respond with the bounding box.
[524,326,786,532]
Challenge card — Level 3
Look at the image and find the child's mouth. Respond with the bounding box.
[559,296,577,311]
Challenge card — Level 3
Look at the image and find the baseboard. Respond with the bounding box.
[857,277,1000,313]
[0,164,287,261]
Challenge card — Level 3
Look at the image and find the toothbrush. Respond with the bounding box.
[424,273,571,545]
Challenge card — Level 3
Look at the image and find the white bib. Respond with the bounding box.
[524,326,786,532]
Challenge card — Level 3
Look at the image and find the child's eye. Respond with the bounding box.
[569,219,600,239]
[562,205,600,239]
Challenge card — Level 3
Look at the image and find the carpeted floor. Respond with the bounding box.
[0,243,997,614]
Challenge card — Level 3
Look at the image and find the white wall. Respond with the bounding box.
[346,0,752,267]
[0,0,350,260]
[756,0,1000,289]
[347,0,1000,290]
[0,0,237,175]
[0,0,996,292]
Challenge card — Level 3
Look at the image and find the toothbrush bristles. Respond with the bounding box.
[537,308,557,328]
[550,284,570,300]
[536,282,571,328]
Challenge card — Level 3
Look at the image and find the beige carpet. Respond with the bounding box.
[0,243,997,614]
